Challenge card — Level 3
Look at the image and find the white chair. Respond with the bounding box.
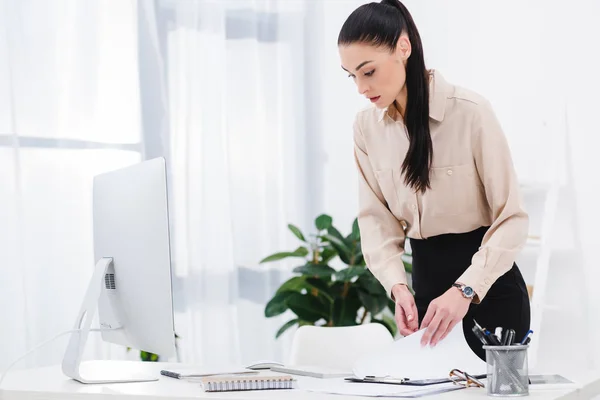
[287,323,394,371]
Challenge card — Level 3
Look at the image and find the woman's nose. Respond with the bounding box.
[357,79,369,95]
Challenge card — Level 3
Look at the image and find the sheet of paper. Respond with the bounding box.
[297,376,464,398]
[352,320,486,380]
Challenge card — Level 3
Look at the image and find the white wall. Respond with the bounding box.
[308,0,600,375]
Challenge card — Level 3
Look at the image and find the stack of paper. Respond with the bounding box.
[352,320,486,380]
[299,320,486,397]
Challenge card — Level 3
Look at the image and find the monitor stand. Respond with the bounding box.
[61,257,158,384]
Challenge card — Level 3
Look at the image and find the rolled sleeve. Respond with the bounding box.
[353,115,408,298]
[457,100,529,303]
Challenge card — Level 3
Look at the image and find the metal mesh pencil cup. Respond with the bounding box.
[482,345,529,397]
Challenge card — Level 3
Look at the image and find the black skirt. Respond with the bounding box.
[409,226,531,361]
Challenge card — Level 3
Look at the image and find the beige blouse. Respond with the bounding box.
[353,70,528,303]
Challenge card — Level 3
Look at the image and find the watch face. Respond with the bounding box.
[463,286,474,297]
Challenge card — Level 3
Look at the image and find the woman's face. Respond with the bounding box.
[338,38,410,109]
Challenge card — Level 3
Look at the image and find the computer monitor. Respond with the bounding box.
[62,157,176,384]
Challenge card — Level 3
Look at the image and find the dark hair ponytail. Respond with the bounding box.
[338,0,432,193]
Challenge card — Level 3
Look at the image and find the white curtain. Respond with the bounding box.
[0,0,143,369]
[0,0,311,371]
[138,0,310,366]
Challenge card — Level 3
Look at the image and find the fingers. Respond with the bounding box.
[420,313,442,346]
[403,300,419,332]
[395,300,417,337]
[420,302,436,330]
[430,316,453,347]
[397,318,414,337]
[420,307,447,347]
[439,319,460,342]
[395,309,413,337]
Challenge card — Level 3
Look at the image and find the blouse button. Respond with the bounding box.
[447,169,453,176]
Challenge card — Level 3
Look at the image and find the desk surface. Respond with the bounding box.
[1,361,598,400]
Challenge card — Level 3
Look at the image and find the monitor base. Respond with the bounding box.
[70,360,158,384]
[61,258,144,384]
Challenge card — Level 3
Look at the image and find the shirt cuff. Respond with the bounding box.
[456,250,491,304]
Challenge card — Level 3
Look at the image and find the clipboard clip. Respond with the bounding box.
[362,375,409,384]
[449,369,485,388]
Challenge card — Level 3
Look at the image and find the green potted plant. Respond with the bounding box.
[260,214,412,339]
[127,333,180,362]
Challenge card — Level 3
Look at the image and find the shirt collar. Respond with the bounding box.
[377,69,448,123]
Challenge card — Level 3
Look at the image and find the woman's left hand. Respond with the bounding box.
[420,286,471,347]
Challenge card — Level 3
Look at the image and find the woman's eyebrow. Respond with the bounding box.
[341,60,374,72]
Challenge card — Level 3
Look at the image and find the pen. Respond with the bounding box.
[485,330,501,346]
[506,329,515,346]
[495,327,503,343]
[471,320,489,345]
[501,328,510,345]
[520,330,533,345]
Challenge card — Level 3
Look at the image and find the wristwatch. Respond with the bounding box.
[452,283,475,299]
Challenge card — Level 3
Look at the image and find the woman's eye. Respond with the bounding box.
[364,69,375,77]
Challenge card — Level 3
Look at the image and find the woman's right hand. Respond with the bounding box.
[391,283,419,336]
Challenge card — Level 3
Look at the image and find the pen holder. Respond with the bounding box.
[482,345,529,397]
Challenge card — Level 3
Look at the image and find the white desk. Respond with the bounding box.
[1,361,599,400]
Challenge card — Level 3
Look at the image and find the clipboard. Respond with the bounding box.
[345,373,486,386]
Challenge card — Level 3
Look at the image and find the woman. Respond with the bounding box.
[338,0,530,361]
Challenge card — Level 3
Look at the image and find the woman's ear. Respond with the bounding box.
[396,34,412,61]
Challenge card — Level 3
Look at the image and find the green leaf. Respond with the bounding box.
[306,277,330,291]
[326,225,350,247]
[315,214,333,230]
[276,276,307,294]
[276,318,299,339]
[286,293,329,322]
[288,224,306,242]
[293,263,336,278]
[372,315,397,338]
[335,266,367,282]
[351,218,360,241]
[320,246,337,264]
[357,289,388,316]
[388,298,396,314]
[322,233,352,264]
[356,271,386,295]
[140,351,159,362]
[331,287,361,326]
[276,276,333,303]
[403,259,413,274]
[265,291,293,317]
[352,245,365,266]
[328,281,346,298]
[347,243,365,267]
[259,246,309,263]
[305,277,335,305]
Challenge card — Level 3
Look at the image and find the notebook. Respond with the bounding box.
[199,373,295,392]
